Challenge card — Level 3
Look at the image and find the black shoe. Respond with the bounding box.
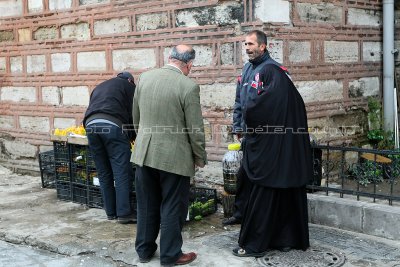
[117,214,137,224]
[139,251,155,263]
[107,215,117,220]
[222,216,241,226]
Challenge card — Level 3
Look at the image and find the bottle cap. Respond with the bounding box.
[228,143,241,151]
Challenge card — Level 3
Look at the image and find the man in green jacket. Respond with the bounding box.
[131,44,207,266]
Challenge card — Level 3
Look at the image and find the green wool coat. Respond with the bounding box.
[131,65,207,177]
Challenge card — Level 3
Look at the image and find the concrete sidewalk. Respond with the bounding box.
[0,165,400,266]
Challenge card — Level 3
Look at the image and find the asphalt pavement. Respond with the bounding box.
[0,165,400,267]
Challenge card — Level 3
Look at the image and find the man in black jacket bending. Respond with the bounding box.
[84,72,136,224]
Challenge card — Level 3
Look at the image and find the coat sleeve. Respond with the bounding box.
[184,84,207,166]
[132,83,140,134]
[232,77,243,133]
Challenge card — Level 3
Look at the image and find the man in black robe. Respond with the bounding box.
[231,30,312,257]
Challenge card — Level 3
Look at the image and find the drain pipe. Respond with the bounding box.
[383,0,395,133]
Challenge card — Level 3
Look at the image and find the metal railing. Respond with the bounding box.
[307,144,400,205]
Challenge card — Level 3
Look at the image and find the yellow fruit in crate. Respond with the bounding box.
[54,128,61,136]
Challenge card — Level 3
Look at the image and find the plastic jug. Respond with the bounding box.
[222,143,242,194]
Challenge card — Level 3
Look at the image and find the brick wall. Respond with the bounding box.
[0,0,399,172]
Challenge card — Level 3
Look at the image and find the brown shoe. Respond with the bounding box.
[175,252,197,265]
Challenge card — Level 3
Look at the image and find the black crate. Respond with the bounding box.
[54,141,70,182]
[39,150,55,188]
[69,144,97,185]
[53,141,69,163]
[87,186,137,210]
[87,185,103,208]
[56,180,72,201]
[188,187,217,221]
[55,162,70,181]
[72,183,88,205]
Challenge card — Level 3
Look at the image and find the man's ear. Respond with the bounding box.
[260,43,267,52]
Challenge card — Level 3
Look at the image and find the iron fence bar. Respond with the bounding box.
[306,185,400,202]
[310,143,400,206]
[340,148,345,198]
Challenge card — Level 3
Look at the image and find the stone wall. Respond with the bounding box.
[0,0,399,172]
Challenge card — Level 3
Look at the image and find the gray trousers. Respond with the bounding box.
[135,165,190,265]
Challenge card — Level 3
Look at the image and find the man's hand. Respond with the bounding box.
[195,162,205,168]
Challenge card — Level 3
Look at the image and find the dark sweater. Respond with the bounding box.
[83,77,136,140]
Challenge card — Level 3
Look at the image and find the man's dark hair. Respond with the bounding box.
[170,46,196,63]
[247,30,268,47]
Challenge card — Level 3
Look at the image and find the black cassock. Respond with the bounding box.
[239,63,312,252]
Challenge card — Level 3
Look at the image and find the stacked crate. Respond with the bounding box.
[39,150,56,189]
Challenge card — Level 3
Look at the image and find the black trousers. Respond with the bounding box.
[233,165,251,220]
[135,165,190,265]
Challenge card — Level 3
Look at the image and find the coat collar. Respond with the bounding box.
[163,64,183,75]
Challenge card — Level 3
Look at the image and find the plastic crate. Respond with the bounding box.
[56,180,72,201]
[53,141,69,163]
[69,144,89,185]
[39,150,55,188]
[188,187,217,221]
[53,141,70,182]
[72,183,88,205]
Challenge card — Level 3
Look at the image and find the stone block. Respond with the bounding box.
[0,57,5,72]
[308,194,364,233]
[112,49,156,70]
[54,118,76,129]
[1,87,36,103]
[220,124,234,143]
[28,0,43,13]
[33,27,57,40]
[79,0,109,5]
[10,57,23,73]
[363,42,382,62]
[203,119,212,142]
[193,45,213,66]
[200,83,236,109]
[349,77,380,98]
[0,115,14,129]
[94,17,130,35]
[295,80,343,103]
[41,86,61,105]
[3,140,37,159]
[51,53,71,72]
[363,204,400,240]
[18,28,32,42]
[61,23,90,41]
[49,0,72,11]
[0,0,23,17]
[62,86,89,106]
[297,3,342,24]
[289,41,311,63]
[27,55,46,73]
[254,0,290,23]
[10,56,22,73]
[77,51,106,71]
[0,30,14,42]
[176,2,243,27]
[220,43,234,65]
[324,41,358,63]
[348,8,381,27]
[19,116,50,133]
[136,12,169,31]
